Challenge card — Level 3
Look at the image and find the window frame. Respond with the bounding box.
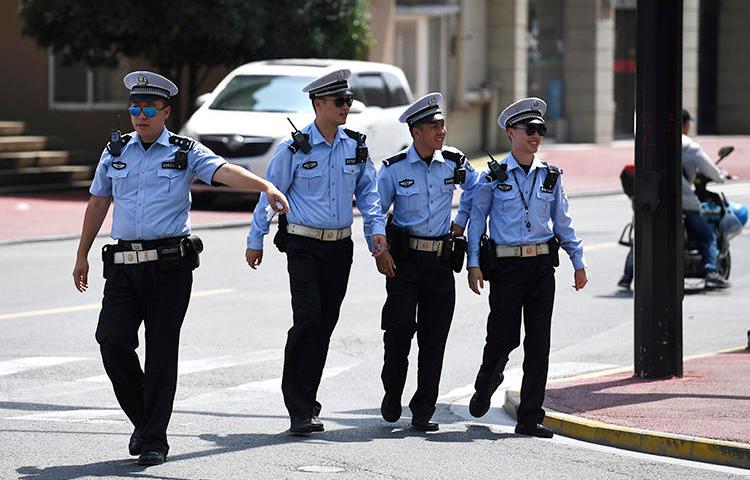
[48,52,125,111]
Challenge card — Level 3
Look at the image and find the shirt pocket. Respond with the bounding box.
[296,166,325,192]
[342,164,360,192]
[105,169,129,197]
[493,187,521,217]
[534,189,555,217]
[395,184,422,214]
[157,168,187,196]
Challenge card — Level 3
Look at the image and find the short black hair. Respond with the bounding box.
[682,108,691,124]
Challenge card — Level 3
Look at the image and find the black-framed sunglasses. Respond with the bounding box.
[512,124,547,137]
[325,96,354,108]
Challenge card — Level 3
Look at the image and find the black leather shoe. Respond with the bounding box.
[137,450,166,466]
[515,423,554,438]
[411,418,439,432]
[290,416,314,435]
[469,373,504,418]
[381,394,402,423]
[310,415,325,432]
[128,429,141,456]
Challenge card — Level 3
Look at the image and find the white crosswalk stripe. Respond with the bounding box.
[0,356,87,377]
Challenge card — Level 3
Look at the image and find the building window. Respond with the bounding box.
[48,53,129,110]
[395,3,459,98]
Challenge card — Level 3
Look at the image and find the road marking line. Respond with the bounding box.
[229,364,356,393]
[0,288,235,321]
[6,408,124,424]
[0,357,87,377]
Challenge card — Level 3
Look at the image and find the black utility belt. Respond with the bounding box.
[102,235,203,272]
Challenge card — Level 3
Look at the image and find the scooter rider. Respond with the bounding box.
[618,108,727,289]
[681,109,727,288]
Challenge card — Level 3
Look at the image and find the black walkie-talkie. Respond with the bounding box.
[483,147,508,182]
[287,118,311,154]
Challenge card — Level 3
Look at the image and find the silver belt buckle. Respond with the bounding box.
[522,245,537,257]
[323,230,336,241]
[123,251,139,264]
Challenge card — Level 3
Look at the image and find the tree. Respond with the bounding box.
[19,0,372,126]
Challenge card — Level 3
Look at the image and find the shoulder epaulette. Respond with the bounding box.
[105,134,132,157]
[343,128,366,144]
[382,152,407,167]
[441,149,465,165]
[169,135,195,151]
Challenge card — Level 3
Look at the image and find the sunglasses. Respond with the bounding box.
[128,105,167,118]
[324,97,354,108]
[512,124,547,137]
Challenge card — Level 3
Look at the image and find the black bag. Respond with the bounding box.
[273,214,289,253]
[385,214,409,260]
[547,236,560,267]
[479,234,497,279]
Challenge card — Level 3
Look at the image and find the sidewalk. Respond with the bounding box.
[3,135,750,244]
[504,348,750,468]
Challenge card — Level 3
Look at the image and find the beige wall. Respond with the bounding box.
[563,0,614,143]
[717,0,750,133]
[682,0,699,136]
[367,0,396,64]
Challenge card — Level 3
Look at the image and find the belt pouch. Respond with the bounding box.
[479,235,497,279]
[182,235,203,270]
[274,214,289,253]
[547,236,560,267]
[101,244,115,279]
[451,235,466,273]
[385,214,406,261]
[157,245,182,272]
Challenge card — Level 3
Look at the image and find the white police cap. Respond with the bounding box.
[303,69,353,99]
[399,92,445,125]
[497,97,547,129]
[123,71,178,100]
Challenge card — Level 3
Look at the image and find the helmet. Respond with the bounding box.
[721,202,747,241]
[730,202,748,226]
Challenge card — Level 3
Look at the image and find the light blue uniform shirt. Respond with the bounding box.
[247,122,385,250]
[467,153,585,269]
[89,128,226,241]
[377,144,480,236]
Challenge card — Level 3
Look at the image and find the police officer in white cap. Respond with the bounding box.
[246,68,387,435]
[73,70,288,465]
[465,97,587,438]
[375,92,479,431]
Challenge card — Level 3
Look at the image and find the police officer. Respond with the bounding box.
[72,71,289,465]
[375,93,479,431]
[245,69,387,435]
[466,97,587,438]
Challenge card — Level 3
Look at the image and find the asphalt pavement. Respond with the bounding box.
[1,137,750,478]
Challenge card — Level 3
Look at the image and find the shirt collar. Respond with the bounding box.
[407,144,442,163]
[307,122,344,147]
[129,127,172,152]
[506,152,544,172]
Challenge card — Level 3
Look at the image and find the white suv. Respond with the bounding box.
[180,59,414,200]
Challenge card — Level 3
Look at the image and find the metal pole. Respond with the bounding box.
[634,0,683,378]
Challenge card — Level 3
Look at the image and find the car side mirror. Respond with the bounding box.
[718,145,734,161]
[349,99,366,114]
[195,93,212,109]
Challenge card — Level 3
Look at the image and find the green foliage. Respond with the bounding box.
[19,0,373,122]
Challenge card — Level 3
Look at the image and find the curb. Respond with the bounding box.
[503,390,750,469]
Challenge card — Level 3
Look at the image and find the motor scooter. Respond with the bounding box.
[618,146,747,285]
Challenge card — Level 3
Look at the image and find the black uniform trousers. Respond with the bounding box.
[282,234,353,419]
[381,249,455,421]
[474,254,555,426]
[95,259,192,454]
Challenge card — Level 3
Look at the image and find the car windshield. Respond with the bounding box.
[209,75,315,113]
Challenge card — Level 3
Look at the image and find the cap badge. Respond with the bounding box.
[338,70,346,81]
[137,75,148,87]
[428,97,438,106]
[531,100,540,109]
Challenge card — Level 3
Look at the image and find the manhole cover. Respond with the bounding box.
[297,465,346,473]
